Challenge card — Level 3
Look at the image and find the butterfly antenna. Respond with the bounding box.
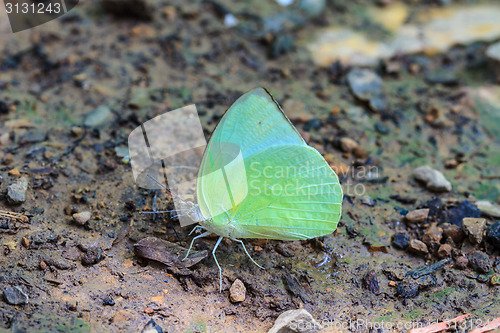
[146,174,190,206]
[144,177,181,240]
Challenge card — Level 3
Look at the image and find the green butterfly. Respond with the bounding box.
[183,87,343,291]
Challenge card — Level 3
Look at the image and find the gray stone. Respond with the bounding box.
[413,165,452,192]
[347,69,388,112]
[468,251,492,274]
[84,105,113,127]
[7,177,29,204]
[268,309,322,333]
[3,286,28,305]
[486,41,500,79]
[476,200,500,218]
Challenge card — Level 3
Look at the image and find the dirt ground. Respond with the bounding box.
[0,0,500,332]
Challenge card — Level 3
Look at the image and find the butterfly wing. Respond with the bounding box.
[197,88,342,240]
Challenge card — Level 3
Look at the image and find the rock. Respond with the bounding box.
[422,225,443,246]
[303,118,322,132]
[486,41,500,79]
[408,239,428,256]
[397,275,437,299]
[405,208,429,224]
[268,309,322,333]
[454,256,468,270]
[103,296,115,306]
[476,200,500,218]
[447,201,482,227]
[468,251,492,274]
[339,137,358,153]
[7,177,29,204]
[485,221,500,250]
[84,105,113,127]
[142,319,163,333]
[353,146,368,159]
[425,70,459,86]
[462,218,486,245]
[100,0,153,20]
[362,270,379,294]
[374,122,389,135]
[18,130,46,144]
[81,246,103,266]
[306,5,500,67]
[0,101,9,114]
[360,196,375,207]
[392,233,410,249]
[413,165,452,192]
[3,286,28,305]
[437,244,452,259]
[346,69,387,112]
[229,279,246,303]
[73,211,91,225]
[442,223,466,244]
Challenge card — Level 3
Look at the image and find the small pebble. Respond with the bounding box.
[362,270,380,294]
[437,244,452,259]
[392,233,410,249]
[144,308,154,314]
[408,239,428,256]
[374,122,389,135]
[353,146,368,159]
[422,225,443,246]
[84,105,113,127]
[462,218,486,245]
[229,279,246,303]
[468,251,492,274]
[3,286,28,305]
[413,165,452,192]
[405,209,429,224]
[21,237,29,249]
[347,68,388,112]
[103,296,115,306]
[8,168,20,176]
[454,256,468,270]
[141,319,164,333]
[7,177,29,204]
[2,153,14,165]
[339,137,358,153]
[361,196,375,207]
[81,246,102,266]
[442,223,466,244]
[73,211,91,225]
[40,261,47,270]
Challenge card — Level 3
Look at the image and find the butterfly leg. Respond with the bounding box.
[231,238,264,269]
[212,236,224,292]
[188,225,205,236]
[183,231,211,261]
